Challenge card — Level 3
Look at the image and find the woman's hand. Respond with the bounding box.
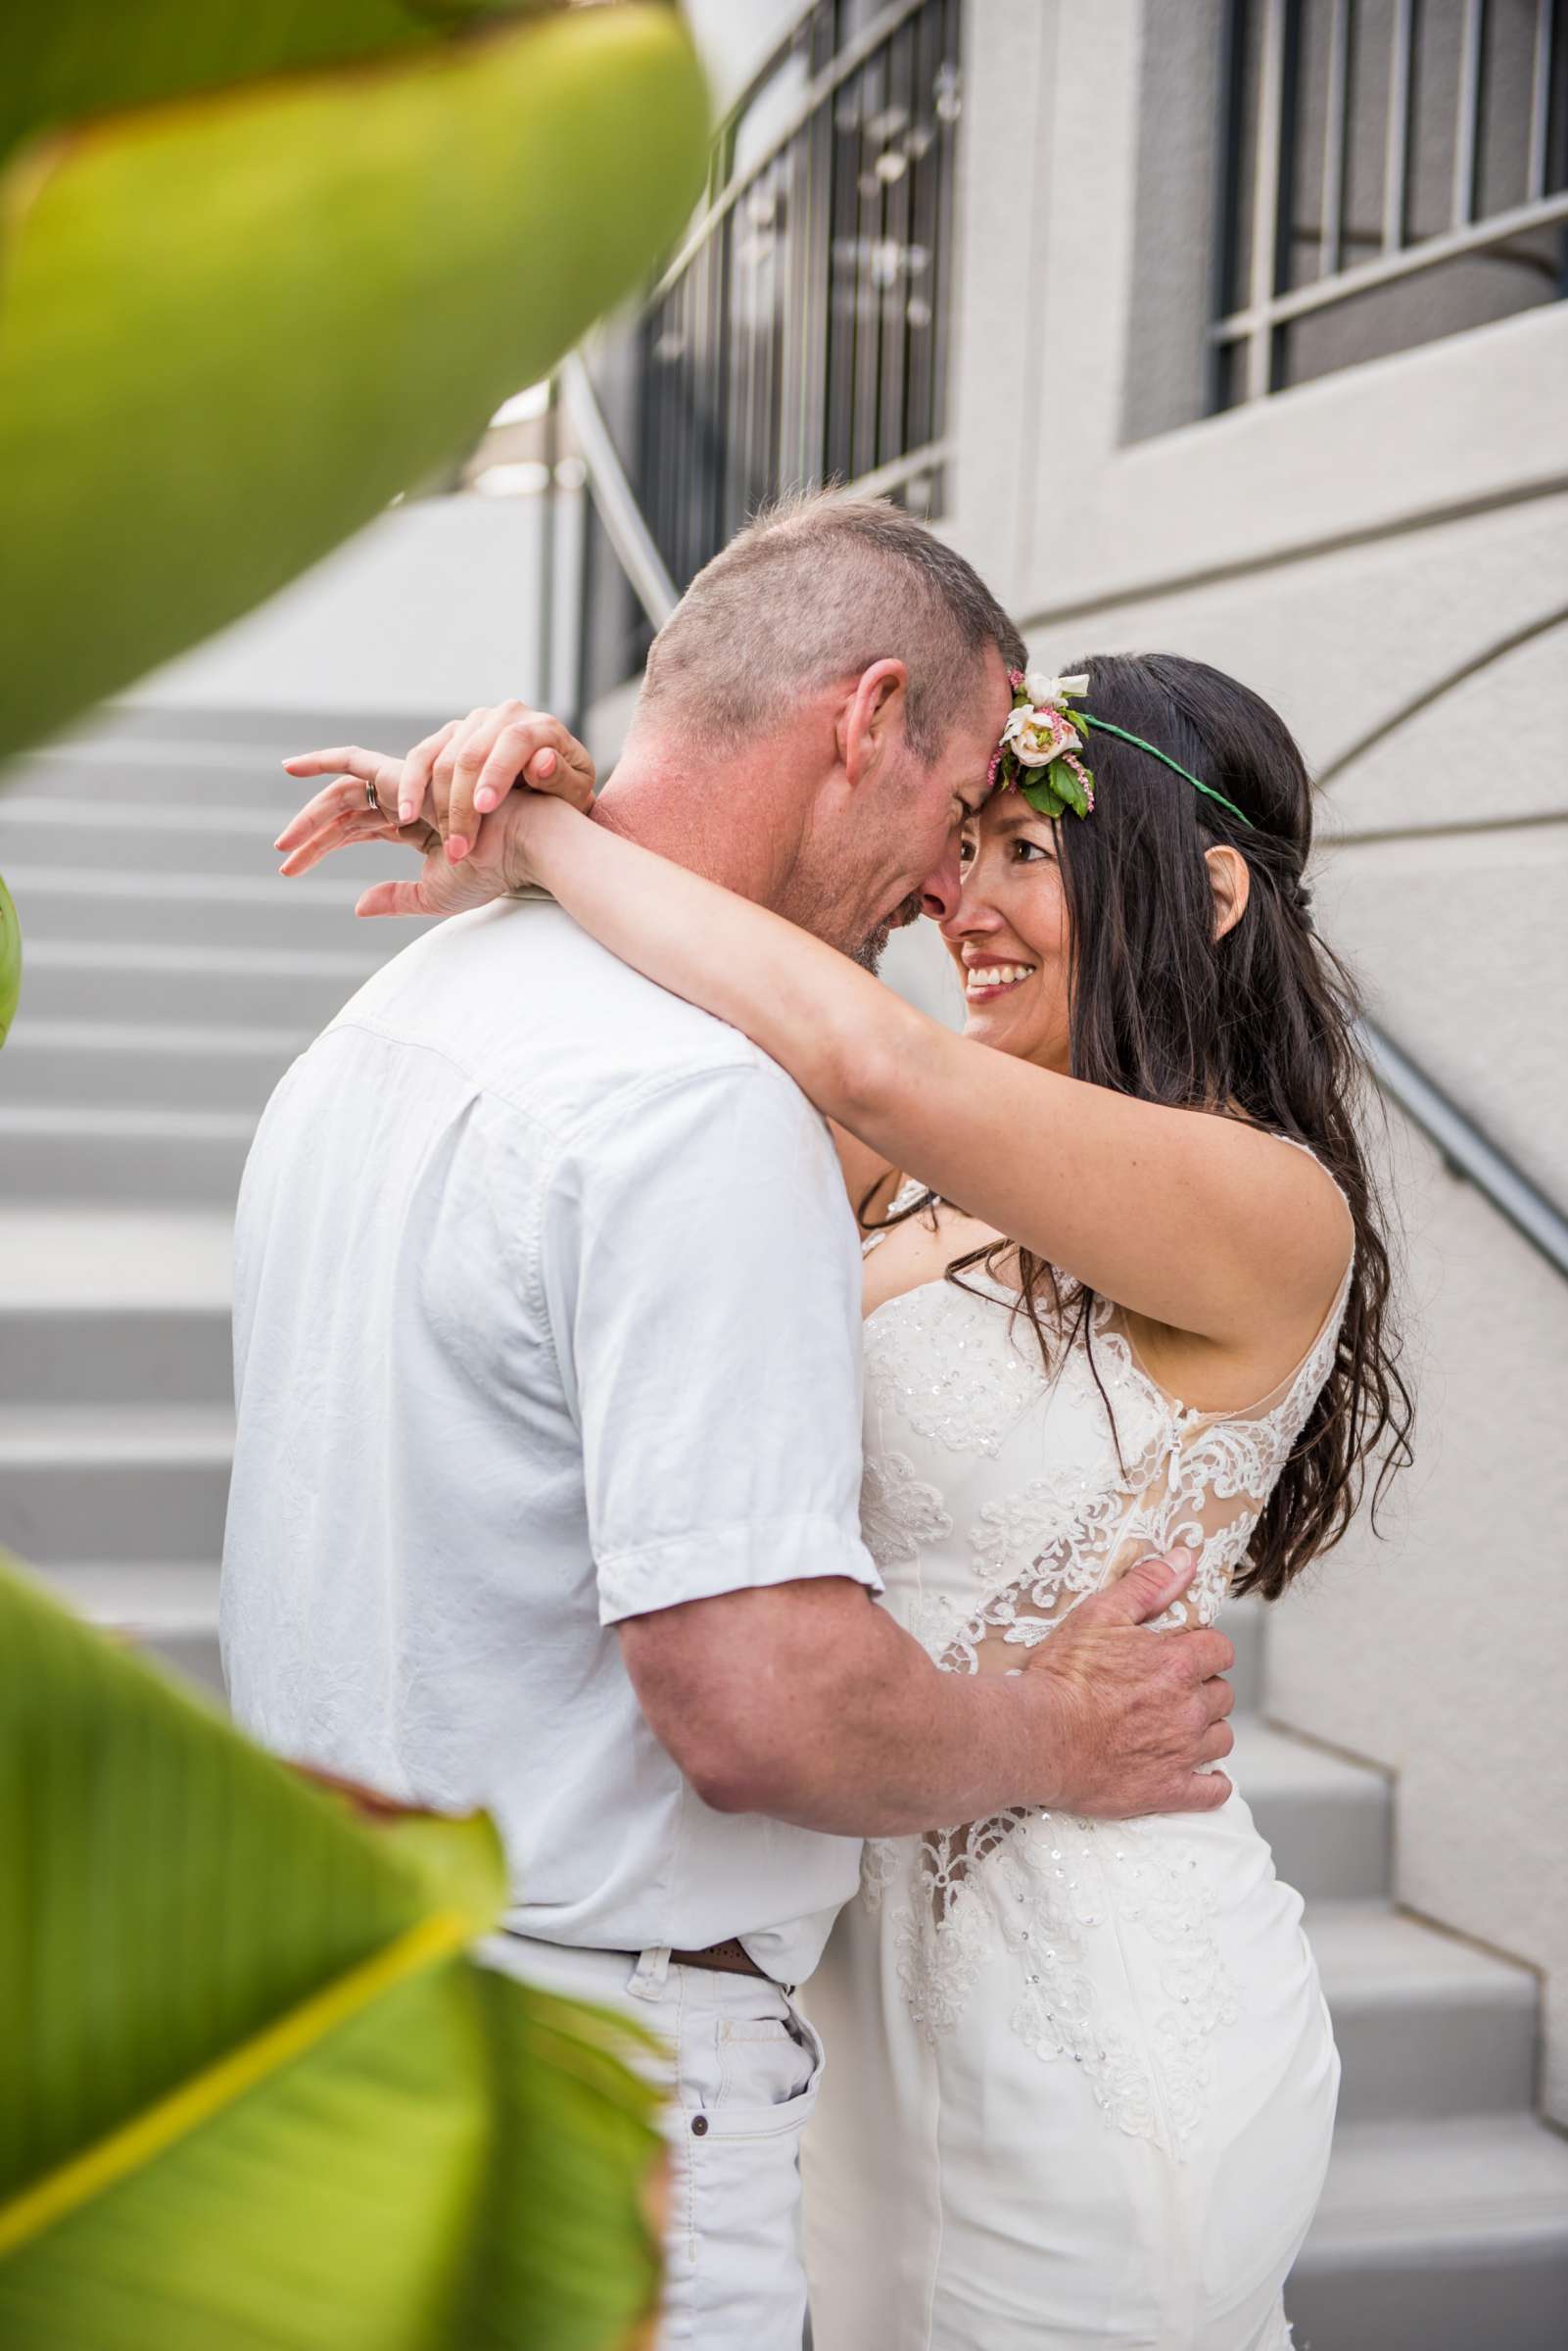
[274,701,597,918]
[274,735,449,878]
[395,698,596,854]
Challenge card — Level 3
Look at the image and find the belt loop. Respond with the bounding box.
[627,1944,674,2001]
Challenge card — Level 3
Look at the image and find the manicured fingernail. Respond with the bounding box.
[398,802,414,825]
[446,836,469,864]
[535,749,556,777]
[474,788,498,813]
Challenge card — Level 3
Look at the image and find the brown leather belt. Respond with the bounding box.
[667,1938,770,1981]
[504,1930,771,1982]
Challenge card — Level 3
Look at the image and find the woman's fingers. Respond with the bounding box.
[440,704,528,859]
[276,788,382,861]
[356,878,439,919]
[278,808,400,877]
[473,717,595,822]
[276,748,402,840]
[355,851,502,921]
[437,703,598,862]
[396,718,461,827]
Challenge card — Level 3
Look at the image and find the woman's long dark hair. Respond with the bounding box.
[876,650,1413,1600]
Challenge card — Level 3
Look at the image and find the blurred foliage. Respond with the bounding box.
[0,0,707,763]
[0,878,18,1045]
[0,1555,666,2349]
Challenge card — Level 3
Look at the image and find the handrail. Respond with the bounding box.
[650,0,938,305]
[1359,1021,1568,1277]
[557,353,679,630]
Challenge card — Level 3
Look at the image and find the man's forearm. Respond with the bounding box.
[736,1601,1062,1837]
[625,1555,1227,1838]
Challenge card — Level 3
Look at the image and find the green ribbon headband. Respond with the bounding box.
[1078,716,1257,832]
[1081,714,1259,837]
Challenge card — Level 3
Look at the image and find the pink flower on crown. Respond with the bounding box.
[1060,750,1095,811]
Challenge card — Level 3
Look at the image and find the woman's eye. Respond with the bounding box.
[1014,838,1050,863]
[958,835,976,865]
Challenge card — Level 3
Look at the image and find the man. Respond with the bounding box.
[223,498,1234,2348]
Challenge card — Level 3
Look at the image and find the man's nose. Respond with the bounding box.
[920,842,964,924]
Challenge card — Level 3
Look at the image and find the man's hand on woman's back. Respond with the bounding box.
[1019,1551,1236,1817]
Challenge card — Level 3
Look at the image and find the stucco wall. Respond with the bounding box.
[954,0,1568,2118]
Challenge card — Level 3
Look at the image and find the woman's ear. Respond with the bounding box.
[1206,844,1251,941]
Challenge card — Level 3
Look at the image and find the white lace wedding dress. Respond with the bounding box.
[801,1184,1345,2350]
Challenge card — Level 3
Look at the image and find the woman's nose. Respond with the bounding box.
[939,884,1003,944]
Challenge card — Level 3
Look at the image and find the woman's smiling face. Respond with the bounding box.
[941,792,1073,1072]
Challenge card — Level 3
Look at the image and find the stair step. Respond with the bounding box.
[7,740,309,809]
[0,797,412,885]
[1312,1901,1539,2123]
[1218,1593,1264,1712]
[1287,2114,1568,2351]
[1231,1717,1392,1902]
[0,1105,254,1205]
[19,939,381,1028]
[0,1209,233,1405]
[5,865,392,956]
[0,1405,233,1561]
[1,1018,305,1113]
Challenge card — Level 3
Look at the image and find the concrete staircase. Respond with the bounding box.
[0,706,429,1684]
[3,708,1565,2349]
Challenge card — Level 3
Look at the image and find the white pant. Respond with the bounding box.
[480,1935,824,2350]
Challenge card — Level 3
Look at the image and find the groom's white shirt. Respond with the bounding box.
[221,896,881,1984]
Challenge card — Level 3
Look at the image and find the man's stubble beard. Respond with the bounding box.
[852,889,925,974]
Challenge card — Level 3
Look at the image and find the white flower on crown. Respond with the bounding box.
[1023,669,1089,706]
[1002,697,1081,768]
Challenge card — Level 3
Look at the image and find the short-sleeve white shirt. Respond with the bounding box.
[220,898,880,1983]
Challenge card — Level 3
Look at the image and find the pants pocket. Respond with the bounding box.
[703,2006,823,2139]
[677,2002,824,2348]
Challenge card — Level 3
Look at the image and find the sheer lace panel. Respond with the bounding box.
[934,1265,1353,1676]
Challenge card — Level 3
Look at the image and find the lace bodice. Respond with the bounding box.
[855,1175,1352,2153]
[860,1177,1349,1661]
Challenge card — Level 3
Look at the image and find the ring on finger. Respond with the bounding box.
[364,776,380,814]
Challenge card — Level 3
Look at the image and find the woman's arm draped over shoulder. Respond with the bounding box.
[515,800,1350,1353]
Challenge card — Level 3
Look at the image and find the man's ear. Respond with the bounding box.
[1207,844,1251,941]
[835,658,910,789]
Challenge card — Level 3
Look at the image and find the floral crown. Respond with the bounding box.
[987,669,1255,831]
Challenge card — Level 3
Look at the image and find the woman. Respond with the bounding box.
[279,651,1411,2348]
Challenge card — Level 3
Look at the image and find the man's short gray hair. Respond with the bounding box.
[636,492,1025,762]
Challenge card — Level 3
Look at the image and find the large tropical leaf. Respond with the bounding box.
[0,0,708,761]
[0,1556,664,2349]
[0,875,18,1044]
[0,1,554,176]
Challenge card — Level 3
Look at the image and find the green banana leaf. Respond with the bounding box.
[0,0,708,763]
[0,2,554,173]
[0,1555,666,2350]
[0,875,18,1044]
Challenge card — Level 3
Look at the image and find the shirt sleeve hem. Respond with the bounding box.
[596,1516,883,1627]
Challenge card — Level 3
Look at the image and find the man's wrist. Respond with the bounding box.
[1007,1660,1074,1812]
